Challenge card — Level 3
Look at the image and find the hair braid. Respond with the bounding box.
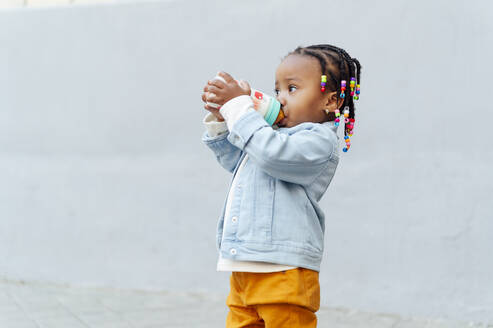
[287,44,362,139]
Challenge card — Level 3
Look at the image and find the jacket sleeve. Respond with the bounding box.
[219,95,337,185]
[202,112,243,174]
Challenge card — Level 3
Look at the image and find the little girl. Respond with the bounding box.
[201,44,362,328]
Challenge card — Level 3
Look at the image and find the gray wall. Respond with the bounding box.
[1,0,492,322]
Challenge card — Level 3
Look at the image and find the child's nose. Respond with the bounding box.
[277,94,287,108]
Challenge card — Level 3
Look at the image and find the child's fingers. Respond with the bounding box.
[217,71,235,83]
[207,85,222,94]
[208,78,226,89]
[206,92,222,103]
[202,91,220,104]
[204,103,221,111]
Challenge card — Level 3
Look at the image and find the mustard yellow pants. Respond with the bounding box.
[225,267,320,327]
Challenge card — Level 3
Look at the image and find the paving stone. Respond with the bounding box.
[0,279,491,328]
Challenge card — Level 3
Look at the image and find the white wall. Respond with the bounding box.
[0,0,146,9]
[1,0,492,322]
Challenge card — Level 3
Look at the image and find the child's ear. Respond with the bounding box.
[325,91,340,109]
[336,97,344,109]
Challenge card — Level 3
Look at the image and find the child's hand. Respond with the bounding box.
[206,71,251,107]
[202,85,225,122]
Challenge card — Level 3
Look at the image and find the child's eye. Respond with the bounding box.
[274,86,296,95]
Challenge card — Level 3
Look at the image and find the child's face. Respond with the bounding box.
[275,54,338,128]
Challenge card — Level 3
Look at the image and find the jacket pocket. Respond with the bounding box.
[271,191,310,248]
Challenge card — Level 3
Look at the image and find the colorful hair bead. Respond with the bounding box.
[343,135,351,152]
[343,106,350,118]
[348,118,355,131]
[340,80,346,98]
[350,77,356,88]
[336,98,357,153]
[334,109,340,126]
[354,84,360,101]
[321,75,327,92]
[349,77,356,97]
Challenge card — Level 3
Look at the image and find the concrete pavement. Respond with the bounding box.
[0,278,491,328]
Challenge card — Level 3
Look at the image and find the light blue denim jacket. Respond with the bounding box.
[202,97,340,272]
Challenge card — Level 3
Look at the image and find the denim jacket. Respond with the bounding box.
[202,96,340,272]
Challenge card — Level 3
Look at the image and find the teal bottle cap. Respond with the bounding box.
[264,98,281,126]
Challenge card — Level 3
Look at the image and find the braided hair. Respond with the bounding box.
[286,44,362,142]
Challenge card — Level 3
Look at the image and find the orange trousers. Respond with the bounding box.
[225,267,320,327]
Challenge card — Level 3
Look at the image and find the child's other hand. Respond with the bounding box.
[202,85,225,122]
[206,71,251,107]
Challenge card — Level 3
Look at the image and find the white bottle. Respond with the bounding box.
[206,75,284,126]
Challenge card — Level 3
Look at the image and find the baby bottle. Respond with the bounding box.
[249,89,285,126]
[206,75,285,126]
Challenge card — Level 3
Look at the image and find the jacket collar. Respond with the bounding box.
[322,120,338,135]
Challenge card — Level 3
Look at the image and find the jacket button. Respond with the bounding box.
[230,248,237,255]
[231,216,238,223]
